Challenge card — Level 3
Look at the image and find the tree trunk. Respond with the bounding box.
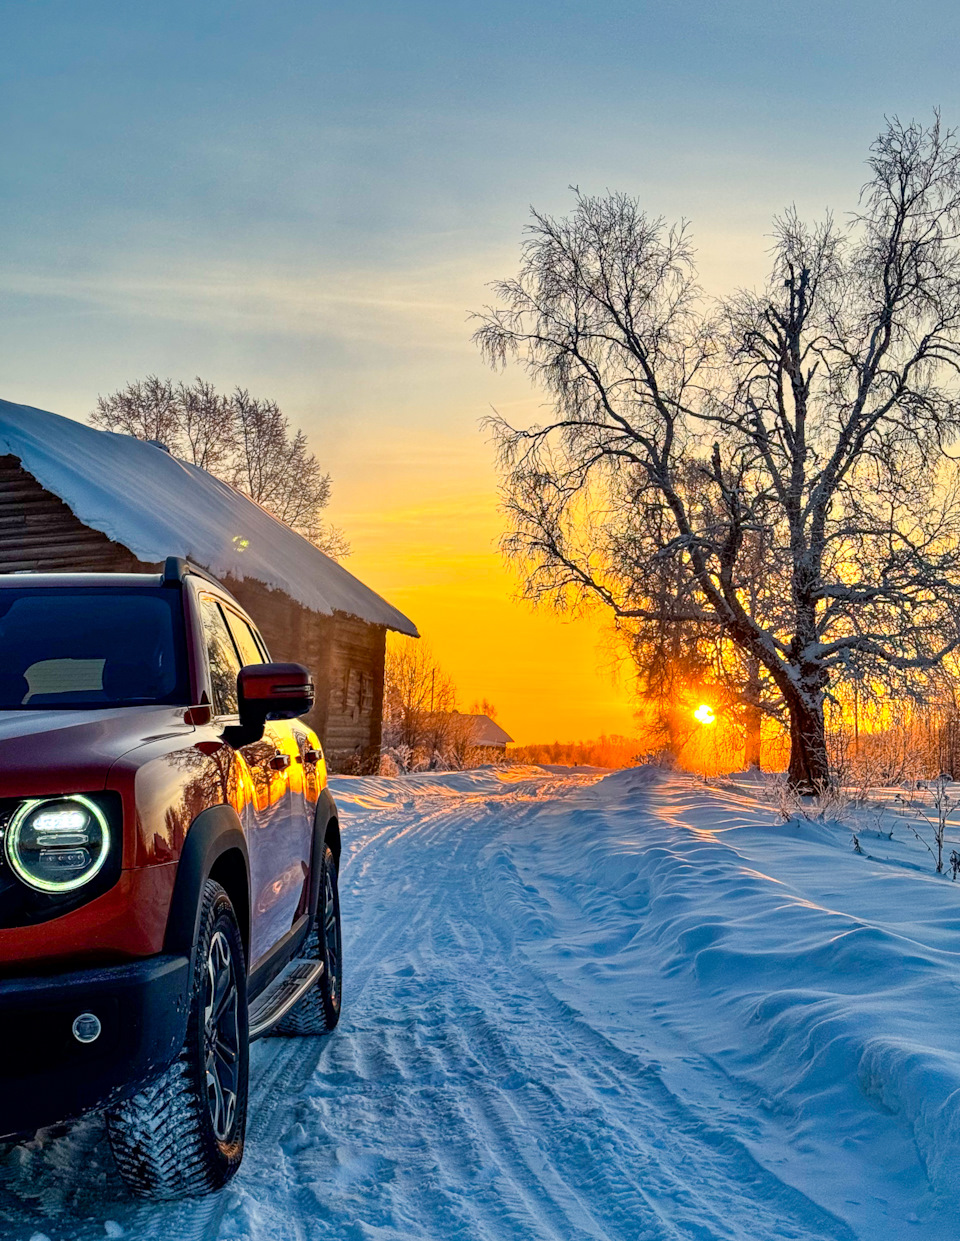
[785,689,830,793]
[743,658,762,771]
[744,706,762,771]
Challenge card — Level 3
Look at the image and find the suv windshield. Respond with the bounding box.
[0,588,189,709]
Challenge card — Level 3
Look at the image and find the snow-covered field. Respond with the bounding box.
[4,765,960,1240]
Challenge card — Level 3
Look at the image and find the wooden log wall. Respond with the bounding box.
[224,581,386,770]
[323,613,386,773]
[0,456,136,573]
[218,576,336,746]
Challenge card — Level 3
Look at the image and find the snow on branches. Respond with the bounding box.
[475,115,960,790]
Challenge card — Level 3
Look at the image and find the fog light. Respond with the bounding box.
[72,1012,101,1044]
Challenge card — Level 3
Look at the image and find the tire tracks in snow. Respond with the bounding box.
[0,771,857,1240]
[265,772,856,1241]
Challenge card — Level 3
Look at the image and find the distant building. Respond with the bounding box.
[0,399,418,772]
[438,711,514,752]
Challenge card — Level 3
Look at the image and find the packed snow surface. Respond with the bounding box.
[0,399,417,635]
[4,766,960,1239]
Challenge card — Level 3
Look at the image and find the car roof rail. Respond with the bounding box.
[161,556,224,590]
[161,556,189,586]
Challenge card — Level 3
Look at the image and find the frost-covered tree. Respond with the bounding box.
[612,517,782,769]
[475,115,960,791]
[93,377,348,559]
[382,637,458,768]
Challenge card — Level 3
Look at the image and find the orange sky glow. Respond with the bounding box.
[329,429,640,747]
[0,0,898,753]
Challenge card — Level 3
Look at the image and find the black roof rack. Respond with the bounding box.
[161,557,224,590]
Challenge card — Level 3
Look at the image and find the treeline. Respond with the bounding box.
[664,688,960,785]
[826,695,960,788]
[507,736,642,770]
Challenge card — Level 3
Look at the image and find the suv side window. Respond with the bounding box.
[199,595,242,717]
[223,609,267,668]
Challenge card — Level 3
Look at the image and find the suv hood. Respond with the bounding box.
[0,707,193,796]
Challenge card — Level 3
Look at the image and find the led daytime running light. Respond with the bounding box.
[4,795,110,893]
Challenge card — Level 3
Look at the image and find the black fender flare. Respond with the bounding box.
[308,788,340,927]
[164,804,251,972]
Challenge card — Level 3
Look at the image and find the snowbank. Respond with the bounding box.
[339,763,960,1228]
[508,767,960,1223]
[4,765,959,1239]
[0,398,417,635]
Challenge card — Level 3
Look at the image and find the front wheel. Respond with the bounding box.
[106,880,249,1200]
[275,841,342,1035]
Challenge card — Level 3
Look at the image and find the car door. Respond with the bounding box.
[197,593,292,966]
[219,603,313,963]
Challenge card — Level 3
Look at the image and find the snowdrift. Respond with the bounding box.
[339,765,960,1225]
[4,764,958,1239]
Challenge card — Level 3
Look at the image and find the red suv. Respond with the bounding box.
[0,559,343,1199]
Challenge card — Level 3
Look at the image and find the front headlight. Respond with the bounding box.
[3,795,111,893]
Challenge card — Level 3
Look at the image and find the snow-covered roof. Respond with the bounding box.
[0,399,418,636]
[438,712,514,746]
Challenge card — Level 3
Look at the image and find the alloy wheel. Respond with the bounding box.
[203,929,241,1140]
[323,865,341,1000]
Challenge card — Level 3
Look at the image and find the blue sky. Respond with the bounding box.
[2,0,959,738]
[4,0,955,424]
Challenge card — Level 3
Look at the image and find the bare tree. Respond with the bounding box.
[92,377,348,559]
[94,376,181,447]
[469,697,499,719]
[475,115,960,791]
[229,389,340,549]
[382,637,458,766]
[177,378,236,474]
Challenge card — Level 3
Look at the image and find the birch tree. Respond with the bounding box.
[93,378,348,559]
[475,115,960,791]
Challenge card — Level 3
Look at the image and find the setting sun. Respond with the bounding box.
[694,703,716,725]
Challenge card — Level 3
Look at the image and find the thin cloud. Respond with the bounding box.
[0,254,509,352]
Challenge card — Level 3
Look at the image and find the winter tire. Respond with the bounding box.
[106,879,249,1200]
[274,841,342,1035]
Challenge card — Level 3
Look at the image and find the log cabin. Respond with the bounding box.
[0,399,418,772]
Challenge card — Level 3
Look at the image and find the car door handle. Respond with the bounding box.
[270,752,292,771]
[303,747,321,764]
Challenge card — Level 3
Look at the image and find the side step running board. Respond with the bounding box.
[248,958,324,1040]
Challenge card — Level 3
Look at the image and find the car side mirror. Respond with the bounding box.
[222,663,314,748]
[238,663,315,725]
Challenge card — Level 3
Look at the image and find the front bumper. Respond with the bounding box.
[0,954,190,1138]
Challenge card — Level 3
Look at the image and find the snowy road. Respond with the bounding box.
[3,767,960,1240]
